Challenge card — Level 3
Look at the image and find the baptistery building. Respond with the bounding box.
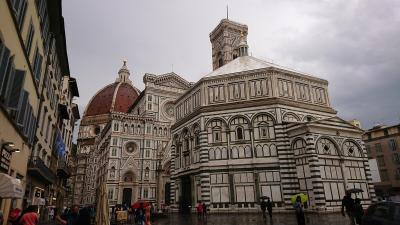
[73,18,375,212]
[170,19,375,212]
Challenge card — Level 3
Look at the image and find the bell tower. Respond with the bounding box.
[209,19,248,70]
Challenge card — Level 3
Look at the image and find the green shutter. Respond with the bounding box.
[6,69,25,109]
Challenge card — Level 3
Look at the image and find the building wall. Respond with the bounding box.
[1,0,41,223]
[363,125,400,196]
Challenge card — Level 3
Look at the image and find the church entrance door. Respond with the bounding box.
[180,176,192,214]
[122,188,132,206]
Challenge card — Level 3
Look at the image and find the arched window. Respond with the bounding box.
[231,147,239,159]
[236,127,244,140]
[137,125,141,134]
[253,114,275,140]
[153,127,158,136]
[145,167,150,179]
[164,128,168,136]
[316,138,339,155]
[209,148,215,160]
[159,127,163,136]
[343,141,362,157]
[212,127,222,143]
[124,124,128,132]
[109,167,116,178]
[130,124,134,134]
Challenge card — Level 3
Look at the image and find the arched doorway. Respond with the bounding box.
[122,188,132,206]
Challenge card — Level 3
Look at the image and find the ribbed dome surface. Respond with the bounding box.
[84,82,139,117]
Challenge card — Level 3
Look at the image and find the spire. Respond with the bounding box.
[117,60,131,83]
[238,32,249,57]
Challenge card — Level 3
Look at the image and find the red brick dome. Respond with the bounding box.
[84,82,140,117]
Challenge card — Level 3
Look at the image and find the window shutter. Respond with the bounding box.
[1,56,15,101]
[6,69,25,109]
[23,104,32,136]
[36,54,43,82]
[17,90,29,126]
[0,46,11,98]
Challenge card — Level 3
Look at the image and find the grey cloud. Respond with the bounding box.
[63,0,400,129]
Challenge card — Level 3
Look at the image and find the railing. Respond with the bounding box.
[28,156,56,184]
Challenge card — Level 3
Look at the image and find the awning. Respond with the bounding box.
[0,173,23,199]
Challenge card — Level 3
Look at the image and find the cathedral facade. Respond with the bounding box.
[73,19,375,212]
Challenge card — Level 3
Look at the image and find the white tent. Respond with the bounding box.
[0,173,23,199]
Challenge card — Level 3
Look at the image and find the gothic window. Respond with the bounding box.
[231,147,239,159]
[109,166,115,179]
[164,128,168,136]
[292,139,307,156]
[159,127,162,136]
[111,148,117,156]
[236,127,244,140]
[145,167,150,179]
[213,128,222,143]
[153,127,157,136]
[137,125,141,134]
[130,124,134,134]
[113,122,119,131]
[124,124,128,133]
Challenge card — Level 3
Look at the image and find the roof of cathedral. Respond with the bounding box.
[84,62,140,117]
[205,56,318,79]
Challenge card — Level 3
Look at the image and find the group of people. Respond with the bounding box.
[7,205,39,225]
[53,205,95,225]
[342,192,364,225]
[195,202,207,220]
[115,203,154,225]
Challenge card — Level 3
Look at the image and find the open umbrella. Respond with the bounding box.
[131,200,150,209]
[291,193,308,204]
[347,188,363,194]
[96,182,110,225]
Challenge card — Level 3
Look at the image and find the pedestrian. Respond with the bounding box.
[18,205,39,225]
[66,205,79,225]
[266,198,273,218]
[293,196,305,225]
[260,199,267,220]
[145,204,152,225]
[196,202,203,219]
[352,198,364,225]
[48,207,54,221]
[134,203,145,225]
[53,208,67,225]
[76,207,90,225]
[202,202,207,219]
[341,191,355,225]
[8,208,21,225]
[150,203,155,222]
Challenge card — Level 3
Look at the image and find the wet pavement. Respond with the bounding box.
[153,212,349,225]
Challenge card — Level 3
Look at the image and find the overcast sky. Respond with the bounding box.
[63,0,400,130]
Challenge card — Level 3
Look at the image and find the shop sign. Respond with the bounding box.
[0,146,11,173]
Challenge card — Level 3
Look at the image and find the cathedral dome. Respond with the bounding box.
[84,61,140,117]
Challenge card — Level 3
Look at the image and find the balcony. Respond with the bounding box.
[27,157,56,184]
[57,160,71,178]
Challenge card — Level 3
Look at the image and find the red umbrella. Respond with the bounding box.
[131,200,150,209]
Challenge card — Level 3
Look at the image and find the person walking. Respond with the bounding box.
[341,191,355,225]
[135,204,145,225]
[202,202,207,219]
[260,199,267,220]
[145,204,152,225]
[18,205,39,225]
[266,198,273,218]
[76,207,90,225]
[196,202,203,219]
[293,196,305,225]
[66,205,79,225]
[352,198,364,225]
